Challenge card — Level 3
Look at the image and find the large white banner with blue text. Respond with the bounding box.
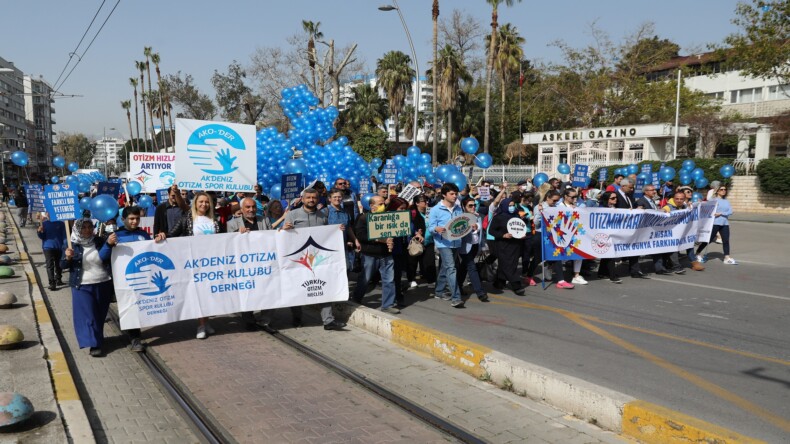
[174,118,257,192]
[540,201,717,260]
[111,225,348,329]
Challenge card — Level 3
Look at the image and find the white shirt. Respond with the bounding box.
[80,243,111,285]
[192,215,215,236]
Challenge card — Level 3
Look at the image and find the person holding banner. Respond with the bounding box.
[428,183,465,308]
[596,192,624,283]
[457,197,489,302]
[166,192,221,339]
[387,197,411,307]
[38,215,66,290]
[327,188,361,271]
[614,179,649,279]
[663,189,704,272]
[489,198,526,295]
[62,218,113,357]
[535,190,575,289]
[695,185,737,265]
[558,188,588,285]
[352,195,398,313]
[153,185,189,238]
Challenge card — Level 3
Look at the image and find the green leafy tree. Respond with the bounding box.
[161,72,217,121]
[211,61,267,125]
[724,0,790,85]
[143,47,159,151]
[436,45,472,161]
[341,83,389,131]
[376,51,414,146]
[431,0,440,162]
[136,61,150,150]
[128,77,141,152]
[487,23,524,152]
[56,133,96,167]
[347,127,389,162]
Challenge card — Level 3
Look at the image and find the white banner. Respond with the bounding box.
[111,225,348,329]
[540,201,717,260]
[128,152,176,193]
[174,118,257,192]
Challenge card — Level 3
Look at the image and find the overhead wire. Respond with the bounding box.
[51,0,108,89]
[54,0,121,93]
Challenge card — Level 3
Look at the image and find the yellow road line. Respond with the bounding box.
[47,351,80,401]
[564,312,790,434]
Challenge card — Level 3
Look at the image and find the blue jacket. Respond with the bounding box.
[712,198,732,226]
[38,221,66,250]
[460,214,483,255]
[428,201,462,249]
[98,226,152,260]
[61,237,111,288]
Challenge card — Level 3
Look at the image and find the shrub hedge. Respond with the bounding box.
[589,158,735,189]
[755,157,790,195]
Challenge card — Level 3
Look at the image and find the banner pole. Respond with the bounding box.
[540,213,547,290]
[64,220,72,250]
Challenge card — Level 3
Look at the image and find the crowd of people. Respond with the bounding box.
[16,172,736,357]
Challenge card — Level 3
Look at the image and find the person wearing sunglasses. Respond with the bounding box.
[457,197,489,301]
[596,191,623,283]
[695,186,737,265]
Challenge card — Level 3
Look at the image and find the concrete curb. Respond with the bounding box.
[340,303,764,443]
[5,207,96,443]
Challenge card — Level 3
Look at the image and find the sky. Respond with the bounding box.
[2,0,744,140]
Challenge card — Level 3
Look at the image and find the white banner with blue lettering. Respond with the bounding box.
[111,225,348,329]
[540,201,717,260]
[174,118,257,192]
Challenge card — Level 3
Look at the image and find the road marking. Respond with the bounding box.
[649,277,790,301]
[697,313,729,320]
[564,313,790,434]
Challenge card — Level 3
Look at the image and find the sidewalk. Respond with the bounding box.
[730,213,790,224]
[8,208,197,443]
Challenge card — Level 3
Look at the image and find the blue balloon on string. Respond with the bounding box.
[50,176,59,184]
[65,175,79,185]
[126,181,142,197]
[269,184,282,199]
[79,196,92,211]
[137,194,153,208]
[53,156,66,168]
[406,146,421,158]
[682,159,695,171]
[460,137,479,155]
[67,162,79,173]
[10,151,28,167]
[361,193,375,211]
[691,167,705,180]
[679,174,692,185]
[659,166,676,182]
[695,177,709,189]
[474,153,493,169]
[90,194,119,222]
[533,173,549,187]
[719,164,735,178]
[627,164,639,175]
[557,163,571,175]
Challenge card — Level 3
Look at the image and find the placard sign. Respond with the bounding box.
[358,178,371,194]
[572,164,589,188]
[635,177,646,199]
[24,185,45,213]
[443,213,477,241]
[97,181,121,197]
[175,118,257,192]
[43,184,80,221]
[598,168,608,182]
[128,152,176,193]
[398,184,421,203]
[506,218,527,239]
[156,189,169,206]
[366,210,411,240]
[651,173,660,188]
[477,186,491,201]
[381,160,398,185]
[281,173,303,200]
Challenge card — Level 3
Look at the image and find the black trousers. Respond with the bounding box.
[495,240,523,291]
[43,248,62,285]
[521,235,541,278]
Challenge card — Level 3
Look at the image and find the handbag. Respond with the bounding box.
[408,237,424,256]
[476,252,496,282]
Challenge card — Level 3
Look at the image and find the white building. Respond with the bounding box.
[92,137,126,172]
[23,75,56,176]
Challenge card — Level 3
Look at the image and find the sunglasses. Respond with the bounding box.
[608,196,617,200]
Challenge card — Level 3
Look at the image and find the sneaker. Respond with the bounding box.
[205,323,215,335]
[196,325,207,339]
[673,269,686,275]
[381,306,401,314]
[410,281,418,288]
[450,300,465,308]
[610,277,623,284]
[89,347,102,357]
[478,294,490,302]
[556,281,575,289]
[696,255,706,264]
[571,276,588,285]
[724,258,738,265]
[432,293,451,301]
[130,339,145,352]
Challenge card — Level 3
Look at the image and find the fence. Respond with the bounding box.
[463,165,537,185]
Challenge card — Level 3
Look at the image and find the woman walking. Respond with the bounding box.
[457,197,489,301]
[488,199,526,296]
[696,185,737,265]
[597,192,623,283]
[62,219,114,356]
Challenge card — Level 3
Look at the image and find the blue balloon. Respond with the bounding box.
[269,184,282,199]
[53,156,66,168]
[8,199,15,206]
[533,173,549,187]
[691,192,703,203]
[446,171,467,190]
[691,167,705,180]
[627,164,639,175]
[682,159,696,171]
[719,164,735,179]
[10,151,28,167]
[460,137,479,155]
[557,163,571,175]
[137,194,153,208]
[694,177,709,189]
[67,162,79,173]
[79,196,92,211]
[126,181,142,197]
[435,165,453,181]
[361,193,375,211]
[50,176,59,184]
[284,158,307,174]
[65,175,79,185]
[679,174,692,185]
[370,157,383,169]
[90,194,119,222]
[406,146,421,158]
[78,180,91,193]
[474,153,493,169]
[637,173,650,181]
[659,166,676,182]
[419,153,432,165]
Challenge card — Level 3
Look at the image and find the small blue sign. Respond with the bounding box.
[634,177,646,199]
[358,178,371,194]
[641,164,652,175]
[651,173,660,188]
[381,160,398,185]
[43,184,80,221]
[156,188,169,206]
[25,185,46,213]
[281,173,303,201]
[571,164,589,188]
[97,182,121,197]
[598,168,608,183]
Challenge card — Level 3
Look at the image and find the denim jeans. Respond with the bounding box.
[458,244,485,297]
[435,247,461,302]
[354,254,395,309]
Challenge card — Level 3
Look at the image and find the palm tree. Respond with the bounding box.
[399,105,427,142]
[432,0,440,162]
[121,100,133,168]
[487,23,524,150]
[376,51,414,148]
[151,52,172,149]
[302,20,323,96]
[143,47,159,152]
[436,45,471,162]
[136,61,149,152]
[129,77,141,152]
[345,83,388,130]
[483,0,522,154]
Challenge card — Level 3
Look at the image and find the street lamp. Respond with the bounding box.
[103,127,115,177]
[379,1,420,148]
[0,151,10,187]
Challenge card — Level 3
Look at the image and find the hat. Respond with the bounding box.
[517,180,528,186]
[587,188,602,201]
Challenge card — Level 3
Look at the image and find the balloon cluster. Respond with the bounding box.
[256,85,372,195]
[384,146,434,184]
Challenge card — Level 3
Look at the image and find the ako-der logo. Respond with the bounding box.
[125,252,177,316]
[284,235,337,298]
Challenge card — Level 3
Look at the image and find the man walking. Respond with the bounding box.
[428,183,465,308]
[352,195,398,313]
[615,179,649,279]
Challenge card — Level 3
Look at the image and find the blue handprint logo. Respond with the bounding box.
[186,123,246,175]
[125,252,176,297]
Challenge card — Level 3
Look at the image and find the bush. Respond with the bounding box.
[756,157,790,195]
[589,158,734,189]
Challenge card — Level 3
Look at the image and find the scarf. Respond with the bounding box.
[71,218,95,246]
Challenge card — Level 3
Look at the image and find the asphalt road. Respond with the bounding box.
[373,220,790,442]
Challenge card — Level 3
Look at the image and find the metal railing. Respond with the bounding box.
[732,158,757,176]
[463,165,537,184]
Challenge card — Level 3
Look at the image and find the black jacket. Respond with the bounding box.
[614,190,635,209]
[168,214,220,237]
[153,202,186,235]
[354,213,388,258]
[489,213,523,244]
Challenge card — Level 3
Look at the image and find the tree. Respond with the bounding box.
[376,51,414,147]
[302,20,323,94]
[136,61,149,151]
[346,127,389,162]
[399,105,427,142]
[151,52,173,148]
[616,35,680,75]
[56,133,96,167]
[432,0,440,163]
[143,47,159,151]
[439,10,484,77]
[121,100,133,162]
[341,83,388,131]
[725,0,790,85]
[483,0,522,153]
[488,23,524,152]
[129,77,141,152]
[211,61,266,125]
[161,72,217,120]
[436,45,471,161]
